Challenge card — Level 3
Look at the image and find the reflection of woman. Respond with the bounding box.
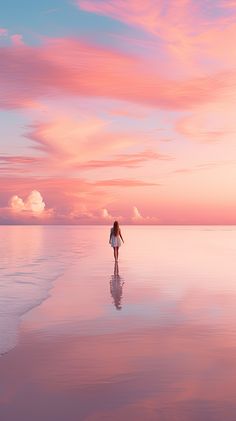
[109,221,124,262]
[110,262,124,310]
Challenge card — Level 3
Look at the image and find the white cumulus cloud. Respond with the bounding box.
[9,195,25,212]
[132,206,142,220]
[9,190,46,214]
[101,208,113,220]
[131,206,160,224]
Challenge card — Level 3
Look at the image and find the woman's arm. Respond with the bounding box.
[109,228,112,243]
[119,229,124,243]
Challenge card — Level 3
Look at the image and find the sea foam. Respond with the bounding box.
[0,226,78,355]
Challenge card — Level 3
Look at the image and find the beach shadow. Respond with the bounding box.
[110,262,125,310]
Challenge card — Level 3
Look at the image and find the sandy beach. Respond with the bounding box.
[1,226,236,420]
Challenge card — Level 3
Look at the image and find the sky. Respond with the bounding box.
[0,0,236,224]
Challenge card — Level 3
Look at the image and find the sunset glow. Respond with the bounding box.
[1,0,236,224]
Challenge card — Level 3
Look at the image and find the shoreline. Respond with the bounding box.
[1,226,236,420]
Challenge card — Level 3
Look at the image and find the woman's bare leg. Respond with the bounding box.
[117,247,119,261]
[114,247,118,261]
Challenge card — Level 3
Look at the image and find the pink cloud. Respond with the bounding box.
[26,117,111,160]
[0,155,44,174]
[0,37,232,111]
[21,116,170,175]
[0,190,54,223]
[101,208,113,220]
[0,28,8,37]
[0,175,160,224]
[10,34,25,46]
[218,0,236,9]
[0,176,113,224]
[108,107,148,118]
[75,205,161,225]
[0,155,41,164]
[77,0,236,76]
[131,206,160,224]
[95,179,158,187]
[175,97,236,143]
[76,0,196,40]
[0,173,235,224]
[9,195,25,212]
[1,5,236,226]
[132,205,142,220]
[172,160,236,176]
[77,0,164,34]
[1,124,166,185]
[78,151,171,170]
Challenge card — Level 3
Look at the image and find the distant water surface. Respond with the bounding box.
[0,225,236,420]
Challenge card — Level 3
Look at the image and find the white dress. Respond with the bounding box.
[109,228,122,247]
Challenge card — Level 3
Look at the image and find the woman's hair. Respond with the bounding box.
[113,220,119,236]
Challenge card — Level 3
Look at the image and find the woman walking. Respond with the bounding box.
[109,221,124,262]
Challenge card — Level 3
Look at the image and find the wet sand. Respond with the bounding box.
[0,226,236,420]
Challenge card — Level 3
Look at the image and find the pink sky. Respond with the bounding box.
[0,0,236,224]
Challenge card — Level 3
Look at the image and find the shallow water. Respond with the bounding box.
[0,225,236,420]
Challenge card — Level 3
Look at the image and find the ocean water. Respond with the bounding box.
[0,225,236,420]
[0,226,85,355]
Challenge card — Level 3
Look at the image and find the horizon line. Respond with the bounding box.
[1,224,236,227]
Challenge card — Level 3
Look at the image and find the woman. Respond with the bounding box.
[109,221,124,262]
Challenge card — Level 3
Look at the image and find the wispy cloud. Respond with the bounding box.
[172,160,236,175]
[0,37,232,111]
[77,0,236,76]
[94,178,159,187]
[1,0,236,224]
[78,150,171,170]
